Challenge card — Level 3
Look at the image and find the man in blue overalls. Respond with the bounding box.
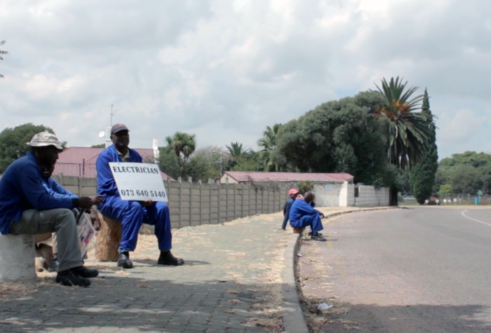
[96,124,184,269]
[289,192,326,241]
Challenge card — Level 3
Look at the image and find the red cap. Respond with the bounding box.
[288,189,299,195]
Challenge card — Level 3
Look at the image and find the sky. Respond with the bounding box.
[0,0,489,159]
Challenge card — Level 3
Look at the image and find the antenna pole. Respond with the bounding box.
[110,104,114,126]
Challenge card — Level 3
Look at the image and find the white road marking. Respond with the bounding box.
[461,210,491,227]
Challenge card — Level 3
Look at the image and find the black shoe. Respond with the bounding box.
[311,232,327,241]
[158,251,184,266]
[71,266,99,278]
[118,252,134,269]
[308,231,323,236]
[56,270,91,287]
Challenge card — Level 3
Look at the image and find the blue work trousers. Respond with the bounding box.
[99,196,172,253]
[289,212,323,233]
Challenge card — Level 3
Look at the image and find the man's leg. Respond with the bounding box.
[309,213,324,234]
[143,202,184,266]
[99,196,144,253]
[10,209,95,286]
[11,209,83,271]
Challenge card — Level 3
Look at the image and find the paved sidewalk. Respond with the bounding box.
[0,207,364,333]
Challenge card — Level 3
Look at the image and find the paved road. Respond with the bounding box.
[314,207,491,333]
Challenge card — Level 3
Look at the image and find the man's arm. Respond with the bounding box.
[44,178,77,199]
[96,151,119,196]
[19,166,73,210]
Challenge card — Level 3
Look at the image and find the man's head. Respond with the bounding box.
[27,132,63,167]
[40,164,55,179]
[288,188,299,198]
[304,191,315,203]
[110,123,130,152]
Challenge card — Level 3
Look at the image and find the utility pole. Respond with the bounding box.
[110,104,114,127]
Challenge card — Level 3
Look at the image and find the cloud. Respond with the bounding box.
[0,0,489,159]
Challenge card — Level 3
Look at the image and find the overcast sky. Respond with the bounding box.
[0,0,489,159]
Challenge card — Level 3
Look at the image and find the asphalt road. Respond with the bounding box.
[320,207,491,333]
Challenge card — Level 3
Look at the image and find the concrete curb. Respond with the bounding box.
[281,206,399,333]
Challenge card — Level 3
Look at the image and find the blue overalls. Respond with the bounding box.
[289,199,324,233]
[96,145,172,253]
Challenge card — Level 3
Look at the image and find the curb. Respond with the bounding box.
[281,206,398,333]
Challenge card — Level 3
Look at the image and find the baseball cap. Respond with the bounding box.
[111,123,129,135]
[27,131,63,150]
[288,188,299,195]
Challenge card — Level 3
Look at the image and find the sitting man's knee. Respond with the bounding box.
[128,202,144,215]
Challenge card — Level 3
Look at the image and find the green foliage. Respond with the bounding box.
[158,145,223,182]
[91,144,105,148]
[439,184,452,197]
[451,164,484,194]
[410,89,439,204]
[0,123,56,173]
[298,181,314,194]
[0,40,7,78]
[257,124,282,171]
[435,151,491,195]
[372,77,428,170]
[225,142,249,159]
[165,132,196,178]
[272,92,388,185]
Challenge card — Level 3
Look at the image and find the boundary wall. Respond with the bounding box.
[52,175,290,229]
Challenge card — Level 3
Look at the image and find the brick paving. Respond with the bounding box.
[0,207,362,333]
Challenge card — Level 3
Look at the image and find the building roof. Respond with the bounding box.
[54,147,173,181]
[220,171,354,183]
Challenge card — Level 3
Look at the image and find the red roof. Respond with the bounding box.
[220,171,353,183]
[54,147,174,181]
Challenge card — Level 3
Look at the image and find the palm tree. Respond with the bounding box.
[373,77,429,205]
[225,142,249,160]
[165,132,196,177]
[257,123,282,171]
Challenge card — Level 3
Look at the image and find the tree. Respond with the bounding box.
[165,132,196,178]
[451,164,483,194]
[91,144,105,148]
[225,142,249,160]
[187,146,223,181]
[410,89,439,204]
[0,40,7,78]
[372,77,429,205]
[257,124,282,171]
[272,92,388,185]
[0,123,57,173]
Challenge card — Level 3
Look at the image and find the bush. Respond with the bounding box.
[298,181,314,194]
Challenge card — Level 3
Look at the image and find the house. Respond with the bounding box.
[54,147,173,181]
[218,171,354,184]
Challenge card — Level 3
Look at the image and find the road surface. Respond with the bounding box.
[306,207,491,333]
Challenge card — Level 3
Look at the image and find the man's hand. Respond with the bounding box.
[78,197,93,209]
[319,213,325,219]
[139,199,153,207]
[90,195,105,206]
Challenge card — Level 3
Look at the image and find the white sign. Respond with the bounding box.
[109,162,168,202]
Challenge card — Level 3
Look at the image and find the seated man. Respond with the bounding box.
[0,131,98,287]
[35,164,103,271]
[96,123,184,268]
[281,188,299,230]
[289,192,326,241]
